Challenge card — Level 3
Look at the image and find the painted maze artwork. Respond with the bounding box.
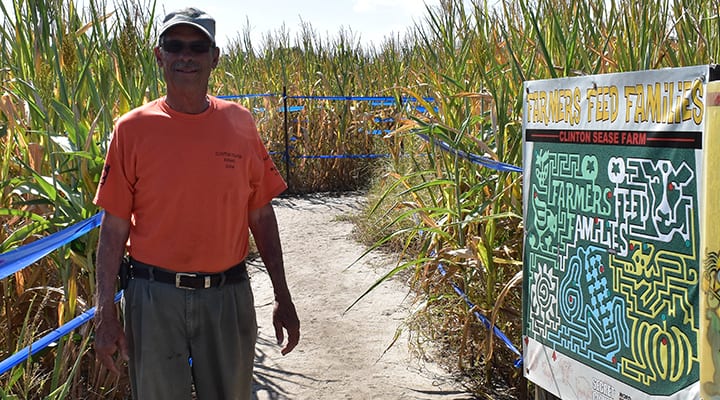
[524,143,699,396]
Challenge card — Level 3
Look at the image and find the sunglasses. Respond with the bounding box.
[160,39,214,54]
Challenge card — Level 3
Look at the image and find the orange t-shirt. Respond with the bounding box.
[93,96,287,273]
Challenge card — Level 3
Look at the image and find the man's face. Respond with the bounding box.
[154,24,219,93]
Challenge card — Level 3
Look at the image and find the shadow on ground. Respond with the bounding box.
[252,335,341,400]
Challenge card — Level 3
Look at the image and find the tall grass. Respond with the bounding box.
[0,0,718,397]
[0,0,156,396]
[352,0,719,397]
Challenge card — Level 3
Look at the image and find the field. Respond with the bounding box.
[0,0,718,398]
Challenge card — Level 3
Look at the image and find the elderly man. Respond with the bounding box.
[92,7,300,399]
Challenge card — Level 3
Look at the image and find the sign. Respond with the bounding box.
[522,65,716,399]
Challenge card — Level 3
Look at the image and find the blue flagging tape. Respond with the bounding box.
[356,128,391,135]
[252,106,305,113]
[288,95,435,103]
[219,93,438,105]
[0,212,104,281]
[268,152,390,160]
[216,93,279,100]
[251,106,307,113]
[437,263,523,368]
[0,291,123,375]
[289,95,396,102]
[296,154,390,159]
[414,106,439,113]
[416,134,522,173]
[280,106,305,113]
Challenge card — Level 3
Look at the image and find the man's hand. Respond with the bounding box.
[273,299,300,355]
[94,212,131,374]
[94,309,129,374]
[249,203,300,355]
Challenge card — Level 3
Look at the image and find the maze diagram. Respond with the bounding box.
[524,144,700,395]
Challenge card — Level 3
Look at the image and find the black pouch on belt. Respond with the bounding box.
[118,255,130,290]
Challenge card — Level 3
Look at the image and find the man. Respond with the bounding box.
[92,7,300,399]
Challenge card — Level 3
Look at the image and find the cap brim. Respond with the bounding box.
[160,22,214,43]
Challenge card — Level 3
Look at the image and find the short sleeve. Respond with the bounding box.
[93,126,135,219]
[247,132,287,210]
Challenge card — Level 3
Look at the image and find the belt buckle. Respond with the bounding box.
[175,272,211,290]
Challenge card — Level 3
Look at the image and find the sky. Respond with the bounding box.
[1,0,477,51]
[152,0,449,50]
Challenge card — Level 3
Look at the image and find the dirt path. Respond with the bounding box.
[249,194,474,400]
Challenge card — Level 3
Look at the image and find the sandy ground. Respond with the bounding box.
[248,193,475,400]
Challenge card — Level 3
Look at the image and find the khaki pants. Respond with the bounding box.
[122,276,257,400]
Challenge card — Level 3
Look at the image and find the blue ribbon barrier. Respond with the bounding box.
[280,105,305,113]
[269,151,390,160]
[288,95,435,103]
[356,128,391,136]
[0,291,122,375]
[0,212,104,281]
[216,93,279,100]
[267,131,523,171]
[289,95,396,102]
[416,134,522,173]
[437,263,523,368]
[251,106,305,113]
[414,105,439,114]
[296,154,390,159]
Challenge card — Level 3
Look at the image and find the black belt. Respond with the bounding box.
[129,258,248,290]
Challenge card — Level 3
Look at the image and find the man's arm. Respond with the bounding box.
[248,203,300,355]
[94,212,130,373]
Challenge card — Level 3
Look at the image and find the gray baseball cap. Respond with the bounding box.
[159,7,215,43]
